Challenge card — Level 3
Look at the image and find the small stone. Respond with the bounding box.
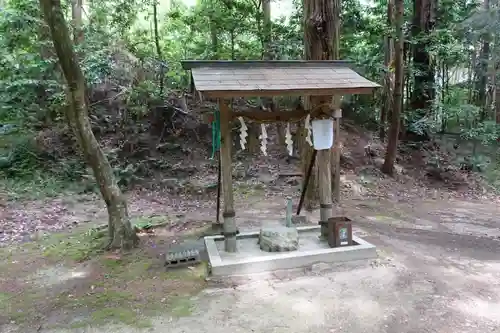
[259,226,299,252]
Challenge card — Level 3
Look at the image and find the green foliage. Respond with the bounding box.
[0,134,46,176]
[0,174,88,200]
[0,129,87,185]
[0,0,60,125]
[461,120,499,145]
[1,0,500,191]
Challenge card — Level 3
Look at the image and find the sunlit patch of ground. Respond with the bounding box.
[0,218,210,331]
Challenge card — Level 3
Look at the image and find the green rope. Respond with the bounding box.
[210,110,221,159]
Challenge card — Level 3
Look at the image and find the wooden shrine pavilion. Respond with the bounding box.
[180,60,380,253]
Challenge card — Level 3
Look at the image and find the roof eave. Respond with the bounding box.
[198,86,379,98]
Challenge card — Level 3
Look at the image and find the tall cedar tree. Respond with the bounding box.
[382,0,404,175]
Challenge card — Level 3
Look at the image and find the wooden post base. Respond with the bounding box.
[223,215,237,252]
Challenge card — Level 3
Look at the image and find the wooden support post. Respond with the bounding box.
[318,148,332,237]
[315,96,333,238]
[301,95,316,210]
[219,99,237,252]
[333,108,342,203]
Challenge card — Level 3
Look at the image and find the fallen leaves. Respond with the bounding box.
[1,124,499,248]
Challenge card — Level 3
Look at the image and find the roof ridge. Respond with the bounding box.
[181,60,352,70]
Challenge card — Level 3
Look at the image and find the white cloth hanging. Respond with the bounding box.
[259,124,268,156]
[238,116,248,150]
[285,123,293,156]
[304,114,313,147]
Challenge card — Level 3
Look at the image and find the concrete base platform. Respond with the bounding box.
[204,226,377,276]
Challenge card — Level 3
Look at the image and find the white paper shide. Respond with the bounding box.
[238,116,248,150]
[259,124,268,156]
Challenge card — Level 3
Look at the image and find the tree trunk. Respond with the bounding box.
[262,0,272,59]
[496,77,500,126]
[39,19,55,60]
[409,0,436,140]
[210,22,218,59]
[330,0,341,197]
[299,97,318,210]
[260,0,287,155]
[208,0,218,59]
[467,45,476,105]
[475,0,491,121]
[493,27,500,136]
[153,1,165,96]
[39,0,139,250]
[495,39,500,125]
[380,0,395,141]
[302,0,337,209]
[71,0,83,43]
[38,9,59,125]
[382,0,404,176]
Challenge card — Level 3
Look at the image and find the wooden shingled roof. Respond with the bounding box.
[181,60,380,98]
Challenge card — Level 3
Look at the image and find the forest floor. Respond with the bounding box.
[1,188,500,333]
[1,122,500,332]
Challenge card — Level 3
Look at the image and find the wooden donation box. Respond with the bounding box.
[327,217,353,248]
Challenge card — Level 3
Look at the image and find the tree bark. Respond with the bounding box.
[71,0,83,43]
[304,0,335,60]
[262,0,272,59]
[495,43,500,125]
[496,78,500,140]
[493,18,500,135]
[475,0,491,121]
[380,0,395,141]
[207,0,219,59]
[153,1,165,96]
[210,21,218,59]
[329,0,341,199]
[302,0,337,209]
[382,0,404,176]
[409,0,436,140]
[260,0,286,155]
[302,0,340,205]
[39,0,139,250]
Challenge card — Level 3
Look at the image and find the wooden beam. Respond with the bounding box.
[219,99,237,253]
[200,87,377,99]
[198,103,333,124]
[201,109,311,124]
[231,107,312,122]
